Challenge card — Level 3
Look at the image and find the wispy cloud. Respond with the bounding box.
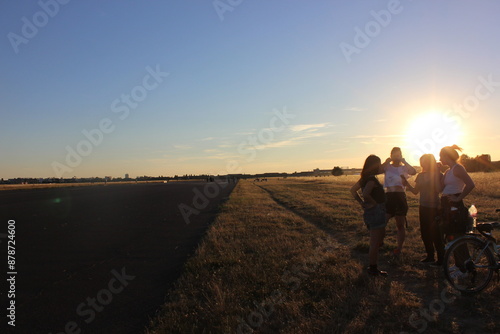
[289,123,329,132]
[349,134,405,139]
[325,147,349,153]
[251,123,336,149]
[344,107,367,112]
[173,144,192,150]
[233,130,256,136]
[168,123,335,165]
[254,131,327,150]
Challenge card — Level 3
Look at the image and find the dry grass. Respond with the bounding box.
[146,173,500,334]
[465,171,500,222]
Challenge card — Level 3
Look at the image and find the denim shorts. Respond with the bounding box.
[363,203,387,230]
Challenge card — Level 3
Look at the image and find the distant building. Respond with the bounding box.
[313,168,331,176]
[125,173,129,179]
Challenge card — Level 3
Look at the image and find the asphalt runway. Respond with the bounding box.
[0,181,236,333]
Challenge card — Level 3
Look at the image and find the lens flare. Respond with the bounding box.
[406,110,463,163]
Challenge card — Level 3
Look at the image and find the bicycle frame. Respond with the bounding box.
[444,228,499,270]
[443,210,500,293]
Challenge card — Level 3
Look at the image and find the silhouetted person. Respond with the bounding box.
[402,154,444,265]
[351,155,388,276]
[440,145,475,240]
[439,145,476,274]
[380,147,417,256]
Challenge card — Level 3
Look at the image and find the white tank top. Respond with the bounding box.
[442,164,466,195]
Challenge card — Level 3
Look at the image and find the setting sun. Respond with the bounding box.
[405,110,463,163]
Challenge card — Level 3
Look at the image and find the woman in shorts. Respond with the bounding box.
[380,147,417,256]
[351,155,388,276]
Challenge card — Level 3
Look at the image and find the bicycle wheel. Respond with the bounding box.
[443,236,496,293]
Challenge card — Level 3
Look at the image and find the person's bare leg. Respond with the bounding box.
[369,228,385,265]
[395,216,406,252]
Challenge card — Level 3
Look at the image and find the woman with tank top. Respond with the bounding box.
[351,155,388,276]
[439,145,475,240]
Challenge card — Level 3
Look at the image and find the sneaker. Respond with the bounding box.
[367,267,388,277]
[420,256,435,263]
[448,266,467,279]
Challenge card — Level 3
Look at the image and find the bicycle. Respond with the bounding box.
[443,208,500,293]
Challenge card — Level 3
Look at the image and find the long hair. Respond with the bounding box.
[420,153,437,173]
[420,154,441,190]
[440,145,463,163]
[361,155,381,179]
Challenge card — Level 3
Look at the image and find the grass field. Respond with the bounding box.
[146,172,500,333]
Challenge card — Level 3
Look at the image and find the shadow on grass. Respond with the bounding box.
[255,181,499,333]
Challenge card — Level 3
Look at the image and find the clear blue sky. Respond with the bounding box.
[2,0,500,178]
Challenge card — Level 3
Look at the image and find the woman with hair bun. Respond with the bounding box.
[439,145,475,239]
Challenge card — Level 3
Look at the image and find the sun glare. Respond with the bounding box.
[405,110,463,163]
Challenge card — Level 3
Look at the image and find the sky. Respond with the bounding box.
[1,0,500,179]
